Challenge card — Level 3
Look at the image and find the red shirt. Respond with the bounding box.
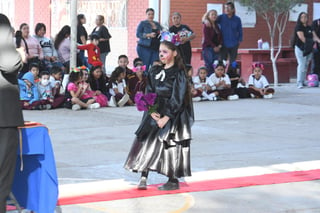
[77,43,101,66]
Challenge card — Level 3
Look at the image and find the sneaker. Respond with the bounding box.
[250,93,256,98]
[227,94,239,101]
[88,103,100,109]
[209,93,217,101]
[263,94,273,99]
[297,85,303,89]
[46,104,52,110]
[192,97,201,102]
[202,91,213,101]
[117,94,129,107]
[108,96,117,107]
[72,104,81,111]
[137,177,147,190]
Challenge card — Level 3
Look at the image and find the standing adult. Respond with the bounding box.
[293,12,314,89]
[33,23,63,71]
[18,23,44,77]
[201,9,222,76]
[91,15,112,74]
[136,8,162,71]
[77,14,88,67]
[0,13,24,213]
[54,25,72,67]
[312,18,320,77]
[169,12,196,65]
[217,1,243,63]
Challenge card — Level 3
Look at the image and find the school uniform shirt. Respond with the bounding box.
[208,73,231,90]
[109,79,126,96]
[192,76,210,90]
[248,74,269,89]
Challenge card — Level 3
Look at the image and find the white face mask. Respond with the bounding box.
[41,79,49,86]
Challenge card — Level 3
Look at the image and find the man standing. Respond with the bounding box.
[0,14,24,213]
[312,18,320,77]
[217,1,243,62]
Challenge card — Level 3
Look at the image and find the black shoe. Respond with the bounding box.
[137,177,147,190]
[158,179,179,191]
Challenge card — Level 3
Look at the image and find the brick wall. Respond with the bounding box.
[169,0,319,49]
[127,0,148,67]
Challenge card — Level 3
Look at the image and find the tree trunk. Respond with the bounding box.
[271,56,278,87]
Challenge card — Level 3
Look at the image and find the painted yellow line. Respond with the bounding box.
[169,193,195,213]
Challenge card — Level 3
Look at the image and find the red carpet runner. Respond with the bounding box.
[58,169,320,206]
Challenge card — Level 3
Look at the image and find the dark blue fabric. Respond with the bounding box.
[12,126,58,213]
[217,14,243,48]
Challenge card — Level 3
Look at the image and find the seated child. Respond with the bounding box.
[49,65,64,95]
[64,67,100,110]
[77,33,103,68]
[37,71,65,109]
[192,66,216,101]
[108,66,133,107]
[79,66,108,107]
[227,61,250,98]
[248,62,275,99]
[88,65,108,96]
[131,58,147,99]
[208,60,239,100]
[19,71,42,110]
[118,55,137,98]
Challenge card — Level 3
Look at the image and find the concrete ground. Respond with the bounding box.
[18,83,320,213]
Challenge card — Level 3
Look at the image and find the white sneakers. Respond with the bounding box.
[72,103,100,110]
[263,94,273,99]
[108,96,117,107]
[227,94,239,101]
[72,104,81,111]
[88,103,100,109]
[108,94,129,107]
[118,94,130,107]
[201,92,217,101]
[192,97,201,102]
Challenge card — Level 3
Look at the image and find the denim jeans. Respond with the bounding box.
[202,47,219,76]
[137,45,159,73]
[295,46,312,86]
[100,52,109,74]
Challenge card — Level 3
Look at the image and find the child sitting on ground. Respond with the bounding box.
[208,60,239,101]
[131,58,147,99]
[227,61,250,99]
[248,62,275,99]
[79,66,108,107]
[88,65,108,96]
[77,33,103,68]
[38,71,65,109]
[108,66,133,107]
[49,65,64,95]
[64,67,100,110]
[192,66,216,101]
[19,71,41,110]
[118,55,137,99]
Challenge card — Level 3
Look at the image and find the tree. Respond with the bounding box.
[238,0,304,86]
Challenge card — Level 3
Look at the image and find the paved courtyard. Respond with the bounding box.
[19,83,320,213]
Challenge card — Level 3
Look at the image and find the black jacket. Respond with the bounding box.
[0,26,24,127]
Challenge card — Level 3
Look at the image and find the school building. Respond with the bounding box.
[1,0,320,81]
